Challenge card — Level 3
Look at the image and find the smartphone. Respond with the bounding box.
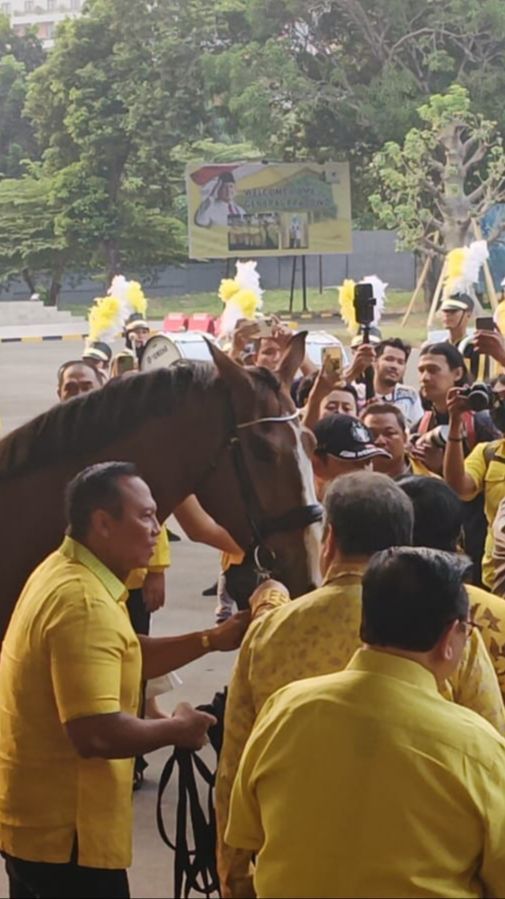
[256,318,274,339]
[475,316,496,332]
[322,346,344,379]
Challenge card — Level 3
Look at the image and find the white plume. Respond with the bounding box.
[360,274,387,326]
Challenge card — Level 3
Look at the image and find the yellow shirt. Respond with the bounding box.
[464,438,505,588]
[126,525,170,590]
[216,566,505,898]
[468,582,505,700]
[0,537,142,869]
[227,650,505,899]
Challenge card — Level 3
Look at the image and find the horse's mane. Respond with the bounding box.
[0,362,219,481]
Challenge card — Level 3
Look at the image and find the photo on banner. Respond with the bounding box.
[186,161,352,259]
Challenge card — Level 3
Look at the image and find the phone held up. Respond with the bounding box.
[475,316,496,332]
[322,345,344,381]
[255,317,274,339]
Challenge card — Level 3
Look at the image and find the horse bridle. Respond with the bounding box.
[229,409,323,576]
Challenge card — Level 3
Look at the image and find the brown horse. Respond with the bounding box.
[0,336,322,640]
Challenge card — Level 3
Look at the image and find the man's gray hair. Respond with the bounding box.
[324,471,414,556]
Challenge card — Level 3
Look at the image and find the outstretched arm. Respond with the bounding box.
[174,495,243,554]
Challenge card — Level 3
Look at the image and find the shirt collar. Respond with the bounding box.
[59,536,128,604]
[347,647,438,694]
[323,560,368,586]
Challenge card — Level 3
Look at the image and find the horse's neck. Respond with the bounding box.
[122,386,230,521]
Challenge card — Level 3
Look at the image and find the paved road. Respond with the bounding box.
[0,341,237,898]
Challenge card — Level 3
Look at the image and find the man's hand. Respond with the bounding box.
[409,433,445,475]
[473,330,505,367]
[171,702,217,750]
[446,386,470,424]
[230,320,261,360]
[344,343,375,382]
[310,365,344,399]
[208,610,251,651]
[270,315,293,349]
[143,571,166,613]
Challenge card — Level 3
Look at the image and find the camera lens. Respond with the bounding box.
[468,382,492,412]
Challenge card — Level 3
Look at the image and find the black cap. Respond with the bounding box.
[440,293,474,314]
[314,414,391,461]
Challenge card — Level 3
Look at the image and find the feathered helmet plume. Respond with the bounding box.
[218,261,263,338]
[443,241,488,299]
[338,275,387,334]
[84,275,149,356]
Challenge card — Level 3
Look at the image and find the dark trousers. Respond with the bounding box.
[4,853,129,899]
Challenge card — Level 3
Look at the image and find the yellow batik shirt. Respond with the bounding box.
[227,650,505,899]
[0,537,141,869]
[216,565,505,899]
[464,438,505,589]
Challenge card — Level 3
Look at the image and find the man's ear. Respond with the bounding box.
[277,332,307,388]
[437,620,460,663]
[206,338,256,410]
[90,508,111,540]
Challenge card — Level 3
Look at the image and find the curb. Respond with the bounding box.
[0,333,88,344]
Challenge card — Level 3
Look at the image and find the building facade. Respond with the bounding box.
[3,0,83,48]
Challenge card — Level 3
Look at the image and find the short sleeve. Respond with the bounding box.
[148,527,171,570]
[47,589,129,723]
[464,443,488,497]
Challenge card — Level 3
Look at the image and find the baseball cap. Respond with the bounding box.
[440,293,474,314]
[314,414,391,461]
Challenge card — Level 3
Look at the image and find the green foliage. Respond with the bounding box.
[370,85,505,253]
[0,15,43,178]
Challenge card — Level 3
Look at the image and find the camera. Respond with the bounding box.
[460,381,494,412]
[354,283,376,327]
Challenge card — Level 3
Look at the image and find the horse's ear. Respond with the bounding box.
[277,332,307,389]
[205,339,255,395]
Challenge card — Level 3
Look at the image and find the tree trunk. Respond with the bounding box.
[48,261,64,307]
[103,239,121,286]
[21,267,37,296]
[440,123,473,251]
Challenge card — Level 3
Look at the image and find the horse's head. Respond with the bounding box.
[199,334,322,598]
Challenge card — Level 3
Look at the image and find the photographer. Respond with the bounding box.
[412,344,497,470]
[444,381,505,591]
[413,343,498,585]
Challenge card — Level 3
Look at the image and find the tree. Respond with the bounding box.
[201,0,505,223]
[0,14,44,178]
[24,0,217,284]
[0,171,69,302]
[369,84,505,258]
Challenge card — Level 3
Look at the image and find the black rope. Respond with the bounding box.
[156,690,227,899]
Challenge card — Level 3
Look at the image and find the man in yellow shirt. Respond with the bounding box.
[398,474,505,700]
[0,461,249,899]
[444,383,505,589]
[216,471,505,898]
[227,547,505,899]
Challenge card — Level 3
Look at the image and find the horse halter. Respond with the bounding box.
[230,410,323,576]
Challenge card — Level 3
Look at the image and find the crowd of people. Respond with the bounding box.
[3,291,505,897]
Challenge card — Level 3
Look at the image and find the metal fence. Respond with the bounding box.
[0,230,416,305]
